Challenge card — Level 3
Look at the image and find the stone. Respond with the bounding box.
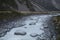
[44,26,48,29]
[0,33,6,37]
[0,28,7,34]
[29,22,36,25]
[36,36,41,40]
[43,24,48,28]
[20,24,26,27]
[30,33,38,37]
[24,27,27,28]
[14,23,26,27]
[0,28,7,37]
[30,18,34,20]
[14,30,26,35]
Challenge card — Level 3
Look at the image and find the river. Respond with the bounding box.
[0,15,56,40]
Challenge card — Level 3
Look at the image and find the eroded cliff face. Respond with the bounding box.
[0,0,60,11]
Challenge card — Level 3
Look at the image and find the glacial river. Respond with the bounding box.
[0,15,56,40]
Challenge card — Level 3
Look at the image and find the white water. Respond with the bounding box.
[0,15,55,40]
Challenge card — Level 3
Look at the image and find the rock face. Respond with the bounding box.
[0,0,60,11]
[0,0,18,10]
[14,30,26,35]
[53,16,60,40]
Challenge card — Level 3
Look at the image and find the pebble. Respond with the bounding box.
[30,33,38,37]
[14,30,26,35]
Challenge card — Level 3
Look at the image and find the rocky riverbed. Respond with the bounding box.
[0,15,56,40]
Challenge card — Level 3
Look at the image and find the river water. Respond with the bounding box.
[0,15,56,40]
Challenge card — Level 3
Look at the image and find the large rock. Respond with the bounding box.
[30,33,38,37]
[14,30,26,35]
